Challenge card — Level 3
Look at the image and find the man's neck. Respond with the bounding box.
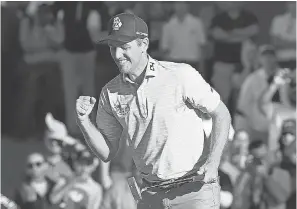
[128,54,149,85]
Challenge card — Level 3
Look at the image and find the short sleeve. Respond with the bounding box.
[180,65,221,113]
[96,88,123,147]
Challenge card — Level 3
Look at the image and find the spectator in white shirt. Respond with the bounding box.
[160,2,206,75]
[270,2,296,70]
[16,3,64,138]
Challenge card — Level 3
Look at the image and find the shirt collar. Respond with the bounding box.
[122,55,158,83]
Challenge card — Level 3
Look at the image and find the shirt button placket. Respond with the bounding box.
[137,85,147,118]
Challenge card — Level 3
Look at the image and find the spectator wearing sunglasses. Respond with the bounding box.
[259,68,296,151]
[14,153,57,209]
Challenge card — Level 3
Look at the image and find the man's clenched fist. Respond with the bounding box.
[76,96,96,122]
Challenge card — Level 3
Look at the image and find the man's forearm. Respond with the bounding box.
[209,102,231,165]
[78,119,111,162]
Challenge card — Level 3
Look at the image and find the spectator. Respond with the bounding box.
[210,2,259,106]
[218,169,233,209]
[279,121,296,209]
[235,45,286,143]
[44,113,74,182]
[51,2,103,136]
[16,2,64,138]
[232,140,291,209]
[160,2,206,75]
[229,130,250,170]
[50,147,102,209]
[270,2,296,70]
[259,68,296,151]
[147,2,171,59]
[1,2,23,136]
[14,153,57,209]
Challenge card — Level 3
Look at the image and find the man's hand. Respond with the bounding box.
[76,96,96,123]
[197,161,219,183]
[274,68,291,86]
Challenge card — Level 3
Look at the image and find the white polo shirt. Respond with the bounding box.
[96,56,220,181]
[270,13,296,61]
[160,14,206,62]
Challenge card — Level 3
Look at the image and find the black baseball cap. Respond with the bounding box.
[98,13,148,44]
[259,45,276,56]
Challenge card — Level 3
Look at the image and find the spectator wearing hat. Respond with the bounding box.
[43,113,74,182]
[270,2,296,70]
[235,45,287,143]
[259,68,296,151]
[49,144,102,209]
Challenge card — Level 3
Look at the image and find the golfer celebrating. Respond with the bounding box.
[76,13,231,209]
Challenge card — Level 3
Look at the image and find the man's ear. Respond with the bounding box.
[142,37,149,52]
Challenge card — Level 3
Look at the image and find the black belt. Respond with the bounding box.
[142,173,219,191]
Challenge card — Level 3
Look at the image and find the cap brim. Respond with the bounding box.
[97,34,137,45]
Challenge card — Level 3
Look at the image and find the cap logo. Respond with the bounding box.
[112,17,122,31]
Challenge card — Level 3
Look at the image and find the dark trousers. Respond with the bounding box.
[15,61,64,138]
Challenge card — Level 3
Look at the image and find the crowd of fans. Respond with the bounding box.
[1,1,296,209]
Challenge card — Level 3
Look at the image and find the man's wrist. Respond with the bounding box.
[77,117,92,127]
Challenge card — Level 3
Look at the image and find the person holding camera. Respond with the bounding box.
[232,140,291,209]
[259,67,296,151]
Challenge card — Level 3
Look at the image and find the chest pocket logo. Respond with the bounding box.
[113,101,130,117]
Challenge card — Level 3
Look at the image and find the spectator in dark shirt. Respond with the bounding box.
[51,2,103,136]
[14,153,57,209]
[210,2,259,108]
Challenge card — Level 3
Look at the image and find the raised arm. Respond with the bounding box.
[76,91,123,162]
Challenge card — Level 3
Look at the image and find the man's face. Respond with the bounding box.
[109,39,143,74]
[174,2,189,18]
[259,54,277,70]
[26,154,47,179]
[251,144,268,160]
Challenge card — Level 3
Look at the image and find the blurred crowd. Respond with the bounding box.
[1,1,296,209]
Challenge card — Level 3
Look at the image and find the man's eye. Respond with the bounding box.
[121,45,130,50]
